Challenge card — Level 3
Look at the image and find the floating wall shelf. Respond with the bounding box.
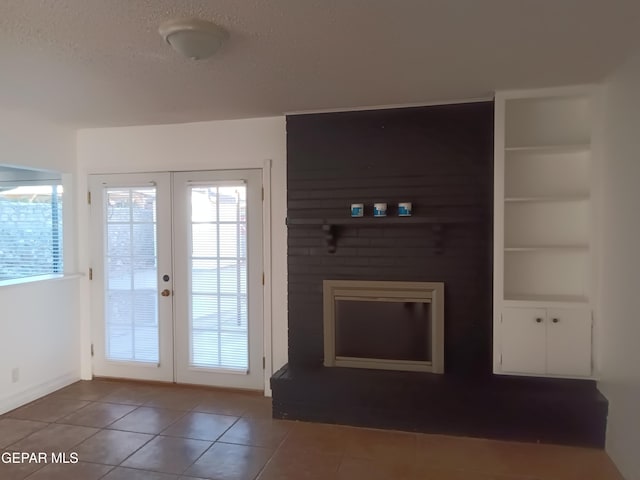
[286,216,482,253]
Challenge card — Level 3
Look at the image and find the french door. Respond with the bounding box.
[90,170,263,390]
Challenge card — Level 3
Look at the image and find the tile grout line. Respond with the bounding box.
[173,414,243,476]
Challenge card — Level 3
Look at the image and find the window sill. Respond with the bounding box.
[0,273,84,289]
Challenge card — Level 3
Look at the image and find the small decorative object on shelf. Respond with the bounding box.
[398,202,412,216]
[373,202,387,217]
[350,203,364,217]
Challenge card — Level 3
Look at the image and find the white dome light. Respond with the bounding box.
[159,18,228,60]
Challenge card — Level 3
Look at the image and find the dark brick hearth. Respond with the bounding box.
[272,365,607,447]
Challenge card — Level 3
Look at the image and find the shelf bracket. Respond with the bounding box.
[321,224,337,254]
[432,224,445,255]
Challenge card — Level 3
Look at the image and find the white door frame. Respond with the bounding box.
[261,159,273,396]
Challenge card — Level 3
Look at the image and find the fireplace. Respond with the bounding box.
[323,280,445,373]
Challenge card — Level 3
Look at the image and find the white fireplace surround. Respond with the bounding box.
[323,280,445,373]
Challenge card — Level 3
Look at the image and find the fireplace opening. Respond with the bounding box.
[324,280,444,373]
[335,300,431,362]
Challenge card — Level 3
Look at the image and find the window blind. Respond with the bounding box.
[189,184,248,371]
[0,184,63,281]
[104,187,159,363]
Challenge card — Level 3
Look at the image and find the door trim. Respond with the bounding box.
[262,159,273,396]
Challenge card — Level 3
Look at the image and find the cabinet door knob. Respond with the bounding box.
[552,318,559,323]
[535,317,543,323]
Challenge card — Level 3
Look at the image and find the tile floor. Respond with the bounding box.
[0,380,624,480]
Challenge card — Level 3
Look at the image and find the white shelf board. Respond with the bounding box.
[504,245,588,252]
[503,294,589,305]
[493,368,596,380]
[504,195,589,203]
[504,144,590,154]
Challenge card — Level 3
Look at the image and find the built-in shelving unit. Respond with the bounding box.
[494,86,596,379]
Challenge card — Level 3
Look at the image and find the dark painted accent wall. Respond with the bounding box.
[286,102,494,375]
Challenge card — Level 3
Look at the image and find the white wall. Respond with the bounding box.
[0,109,80,414]
[76,116,287,391]
[598,53,640,480]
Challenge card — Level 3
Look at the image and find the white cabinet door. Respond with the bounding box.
[501,307,547,375]
[546,308,592,377]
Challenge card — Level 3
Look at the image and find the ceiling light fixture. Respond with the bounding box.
[159,18,228,60]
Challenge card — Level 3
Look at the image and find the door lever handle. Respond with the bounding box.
[161,289,171,297]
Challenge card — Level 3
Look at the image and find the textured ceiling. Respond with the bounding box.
[1,0,640,127]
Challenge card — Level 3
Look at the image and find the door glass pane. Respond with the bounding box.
[104,187,159,363]
[189,184,248,370]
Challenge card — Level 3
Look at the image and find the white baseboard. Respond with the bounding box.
[0,371,80,415]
